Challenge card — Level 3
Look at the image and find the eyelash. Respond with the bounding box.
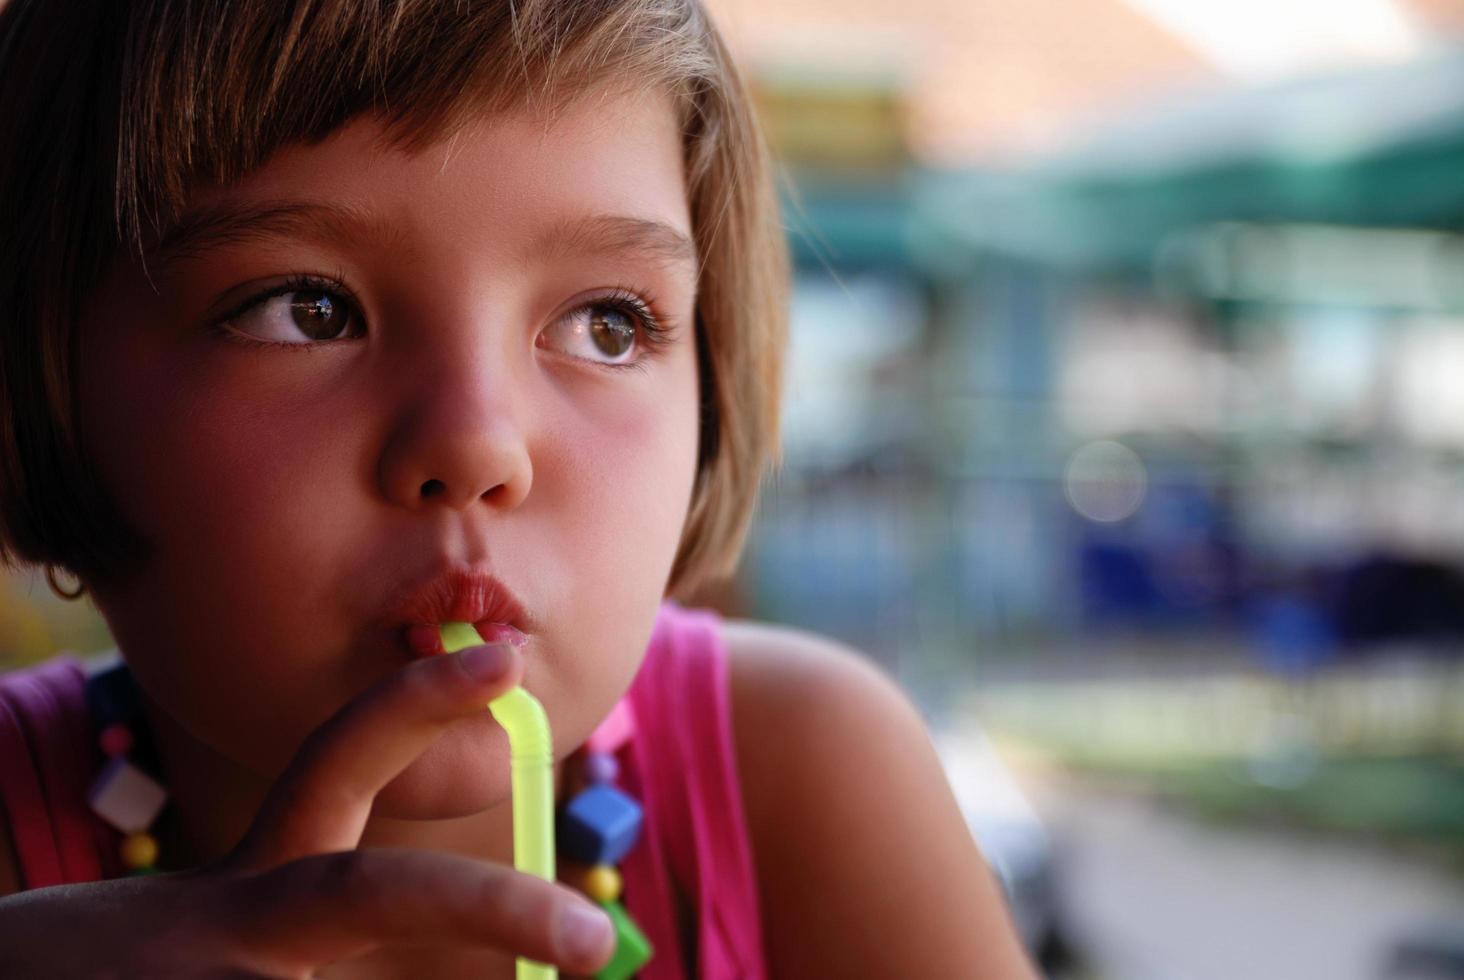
[212,271,676,374]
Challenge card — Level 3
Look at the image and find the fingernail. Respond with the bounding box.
[559,902,613,966]
[457,643,511,682]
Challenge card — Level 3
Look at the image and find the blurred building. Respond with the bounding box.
[700,0,1464,703]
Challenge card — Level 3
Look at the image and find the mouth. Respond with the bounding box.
[384,564,534,660]
[402,621,528,659]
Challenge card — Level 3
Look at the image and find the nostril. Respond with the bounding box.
[420,479,445,498]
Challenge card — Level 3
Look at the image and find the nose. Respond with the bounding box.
[377,357,533,512]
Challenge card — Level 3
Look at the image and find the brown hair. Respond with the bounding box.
[0,0,788,603]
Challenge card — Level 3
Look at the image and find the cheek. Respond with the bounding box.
[550,371,699,560]
[90,357,347,558]
[83,330,355,641]
[79,340,357,772]
[530,358,700,649]
[82,281,340,544]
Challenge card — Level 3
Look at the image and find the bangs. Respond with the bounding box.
[117,0,714,253]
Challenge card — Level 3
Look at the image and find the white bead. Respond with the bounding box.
[87,756,167,833]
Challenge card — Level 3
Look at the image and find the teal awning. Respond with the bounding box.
[912,47,1464,274]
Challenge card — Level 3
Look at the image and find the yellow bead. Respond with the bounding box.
[583,864,622,904]
[120,831,158,870]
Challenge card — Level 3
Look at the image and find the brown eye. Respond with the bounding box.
[544,298,650,367]
[221,276,364,348]
[588,305,636,358]
[286,290,351,342]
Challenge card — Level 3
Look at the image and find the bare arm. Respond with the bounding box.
[726,621,1039,979]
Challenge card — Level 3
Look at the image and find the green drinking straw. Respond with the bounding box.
[439,621,556,980]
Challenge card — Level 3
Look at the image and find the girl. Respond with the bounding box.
[0,0,1036,976]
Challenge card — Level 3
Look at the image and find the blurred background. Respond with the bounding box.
[8,0,1464,976]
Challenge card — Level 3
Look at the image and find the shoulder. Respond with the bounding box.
[721,618,906,731]
[0,668,29,898]
[721,620,938,818]
[719,618,935,836]
[0,651,115,898]
[720,620,1038,979]
[0,667,25,897]
[0,799,20,897]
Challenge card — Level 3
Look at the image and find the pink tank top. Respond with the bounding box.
[0,599,767,978]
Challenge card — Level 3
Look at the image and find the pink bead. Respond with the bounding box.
[585,698,635,754]
[98,723,134,758]
[584,751,619,785]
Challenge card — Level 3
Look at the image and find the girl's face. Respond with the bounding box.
[77,86,701,817]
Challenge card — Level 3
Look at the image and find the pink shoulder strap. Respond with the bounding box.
[0,656,110,889]
[618,601,767,980]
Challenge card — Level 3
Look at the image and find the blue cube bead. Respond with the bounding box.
[558,784,643,865]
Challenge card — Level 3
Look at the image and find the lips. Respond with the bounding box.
[384,565,534,659]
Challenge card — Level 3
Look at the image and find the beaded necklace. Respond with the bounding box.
[82,662,653,979]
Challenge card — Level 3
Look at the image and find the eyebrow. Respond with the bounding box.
[530,214,699,272]
[149,200,402,268]
[148,199,699,274]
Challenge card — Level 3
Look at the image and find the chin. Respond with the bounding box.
[370,711,516,819]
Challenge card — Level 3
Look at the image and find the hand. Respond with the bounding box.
[0,643,616,978]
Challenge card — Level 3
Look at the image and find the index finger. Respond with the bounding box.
[227,848,614,976]
[224,642,523,873]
